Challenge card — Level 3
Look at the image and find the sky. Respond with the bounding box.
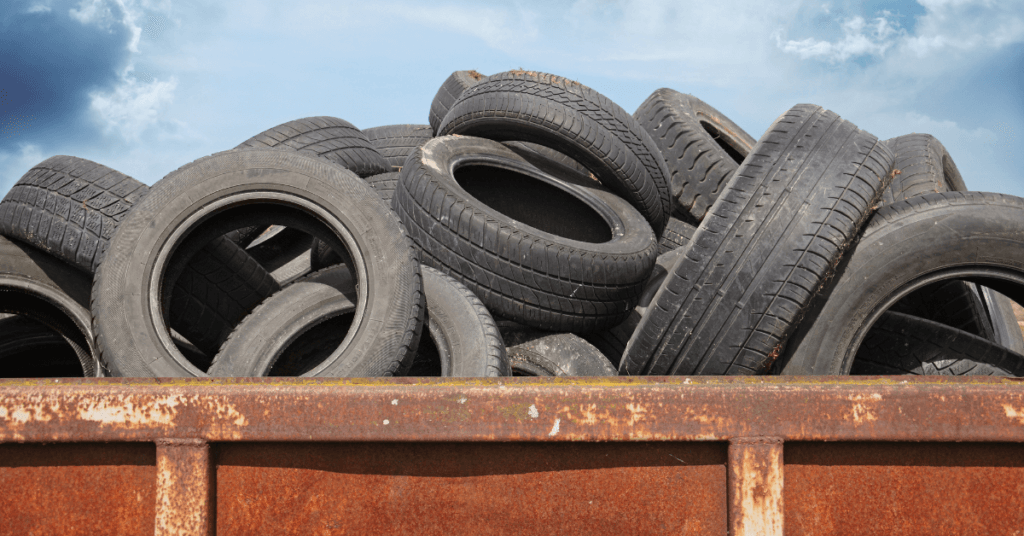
[1,0,1022,199]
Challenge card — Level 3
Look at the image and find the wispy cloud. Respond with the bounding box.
[776,14,904,62]
[89,67,177,141]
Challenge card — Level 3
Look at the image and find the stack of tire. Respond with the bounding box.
[2,68,1023,379]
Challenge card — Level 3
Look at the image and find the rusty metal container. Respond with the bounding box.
[2,376,1023,535]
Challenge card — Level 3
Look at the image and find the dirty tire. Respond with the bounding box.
[439,70,673,236]
[853,311,1024,376]
[621,104,896,376]
[0,315,85,377]
[0,236,98,376]
[501,327,617,377]
[235,116,389,178]
[583,248,683,367]
[309,170,401,270]
[633,89,756,222]
[428,70,487,135]
[981,287,1024,353]
[394,136,657,332]
[403,266,510,377]
[880,133,967,205]
[243,226,314,285]
[210,266,364,376]
[364,124,434,170]
[657,216,695,255]
[0,155,147,274]
[94,149,423,377]
[782,192,1024,375]
[503,141,592,176]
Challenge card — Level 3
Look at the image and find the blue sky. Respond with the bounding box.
[1,0,1022,199]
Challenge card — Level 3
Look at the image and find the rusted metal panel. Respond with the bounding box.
[1,377,1023,443]
[0,443,155,535]
[214,442,727,535]
[785,442,1024,535]
[729,438,783,536]
[155,439,213,536]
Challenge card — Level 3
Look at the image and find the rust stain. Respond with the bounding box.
[155,439,211,536]
[730,438,783,536]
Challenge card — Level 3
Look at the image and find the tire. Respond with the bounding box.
[0,155,147,274]
[880,133,967,204]
[621,104,896,375]
[0,315,84,377]
[210,266,360,376]
[781,192,1024,375]
[981,287,1024,353]
[394,135,658,332]
[402,266,510,377]
[657,216,695,255]
[582,248,683,368]
[94,148,423,377]
[309,171,401,270]
[500,328,617,377]
[235,116,389,178]
[428,70,487,135]
[438,70,673,236]
[0,236,98,376]
[633,89,756,222]
[243,225,314,285]
[364,124,433,171]
[852,311,1024,376]
[503,141,592,177]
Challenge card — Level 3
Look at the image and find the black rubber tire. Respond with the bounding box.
[94,148,424,377]
[0,235,98,376]
[210,266,361,376]
[621,104,896,376]
[633,89,756,222]
[438,70,673,236]
[502,141,592,177]
[781,192,1024,375]
[500,327,617,377]
[880,133,967,204]
[235,116,389,178]
[0,315,85,377]
[582,248,683,368]
[853,311,1024,376]
[428,70,487,135]
[394,135,657,332]
[657,216,695,255]
[364,124,433,171]
[0,155,147,274]
[243,225,314,285]
[888,280,995,339]
[981,287,1024,353]
[402,266,510,377]
[309,170,401,270]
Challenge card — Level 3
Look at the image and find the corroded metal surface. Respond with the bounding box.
[215,442,727,535]
[1,377,1023,443]
[785,442,1024,535]
[728,438,783,536]
[155,439,213,536]
[0,443,155,535]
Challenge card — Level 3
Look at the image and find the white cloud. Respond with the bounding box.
[906,0,1024,56]
[386,2,540,51]
[26,4,52,13]
[89,68,177,141]
[69,0,143,52]
[777,13,903,62]
[0,144,46,195]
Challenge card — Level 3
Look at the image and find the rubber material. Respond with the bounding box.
[402,266,510,377]
[364,124,433,171]
[981,287,1024,353]
[622,104,895,375]
[428,70,487,135]
[0,155,147,274]
[657,216,695,255]
[781,192,1024,375]
[310,170,401,270]
[853,311,1024,376]
[94,148,424,377]
[880,133,967,204]
[634,89,756,222]
[394,135,657,332]
[0,315,84,377]
[439,70,673,236]
[0,235,98,376]
[500,327,617,377]
[235,116,388,178]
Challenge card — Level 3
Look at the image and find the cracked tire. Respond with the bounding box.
[633,89,756,222]
[621,104,896,375]
[438,70,673,236]
[394,135,657,332]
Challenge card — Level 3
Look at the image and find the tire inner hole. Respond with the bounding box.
[455,165,612,243]
[700,121,747,164]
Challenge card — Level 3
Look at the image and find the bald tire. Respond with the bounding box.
[439,69,673,237]
[235,116,388,178]
[633,89,756,222]
[853,311,1024,376]
[621,104,896,376]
